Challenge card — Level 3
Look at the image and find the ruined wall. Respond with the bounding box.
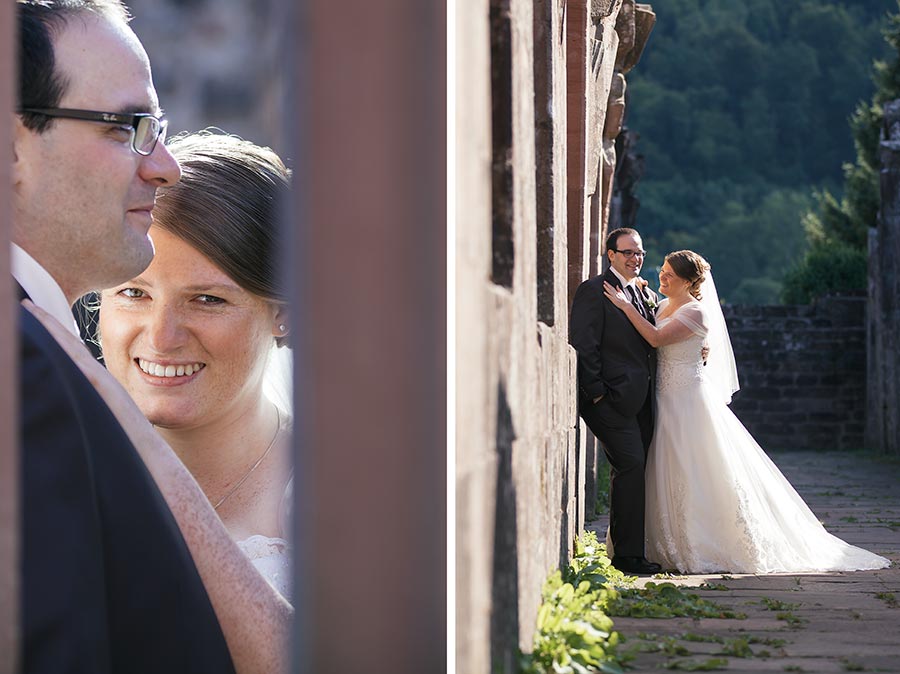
[724,296,867,451]
[456,1,653,672]
[868,99,900,455]
[127,0,287,149]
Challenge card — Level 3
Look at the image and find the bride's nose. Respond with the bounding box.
[144,305,189,352]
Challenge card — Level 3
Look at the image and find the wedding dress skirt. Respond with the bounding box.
[645,302,889,574]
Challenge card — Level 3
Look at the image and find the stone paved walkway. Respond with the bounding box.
[587,451,900,673]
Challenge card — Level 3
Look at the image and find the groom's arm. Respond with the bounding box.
[569,281,608,402]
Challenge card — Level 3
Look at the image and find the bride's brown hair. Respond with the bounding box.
[664,250,711,300]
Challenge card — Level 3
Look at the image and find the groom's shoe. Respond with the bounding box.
[611,555,662,575]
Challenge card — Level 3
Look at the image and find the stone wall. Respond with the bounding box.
[868,99,900,455]
[127,0,287,150]
[723,295,867,451]
[455,1,654,672]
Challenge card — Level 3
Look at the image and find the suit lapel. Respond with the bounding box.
[637,285,656,325]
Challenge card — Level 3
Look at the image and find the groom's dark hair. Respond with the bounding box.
[17,0,132,132]
[605,227,641,254]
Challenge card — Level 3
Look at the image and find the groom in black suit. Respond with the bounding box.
[13,2,236,671]
[569,227,662,575]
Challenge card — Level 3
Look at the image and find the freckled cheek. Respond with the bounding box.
[98,309,140,379]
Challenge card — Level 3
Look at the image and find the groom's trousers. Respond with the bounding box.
[581,391,654,558]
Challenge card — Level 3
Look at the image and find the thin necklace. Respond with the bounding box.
[214,407,281,510]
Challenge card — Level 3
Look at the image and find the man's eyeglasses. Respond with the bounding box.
[18,107,168,156]
[612,248,646,259]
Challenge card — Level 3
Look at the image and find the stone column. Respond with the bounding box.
[868,99,900,455]
[287,2,446,671]
[1,2,17,669]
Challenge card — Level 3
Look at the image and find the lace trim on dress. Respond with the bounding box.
[236,534,289,560]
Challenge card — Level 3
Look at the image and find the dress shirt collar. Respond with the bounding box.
[609,265,638,291]
[11,243,80,337]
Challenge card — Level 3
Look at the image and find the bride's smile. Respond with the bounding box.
[99,225,284,430]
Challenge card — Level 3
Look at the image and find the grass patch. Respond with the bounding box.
[876,518,900,531]
[606,582,746,620]
[775,611,807,628]
[698,582,729,591]
[521,531,746,673]
[716,637,753,658]
[875,592,898,608]
[663,658,729,671]
[761,598,800,612]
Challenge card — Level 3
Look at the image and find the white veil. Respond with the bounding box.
[263,343,294,417]
[700,272,740,404]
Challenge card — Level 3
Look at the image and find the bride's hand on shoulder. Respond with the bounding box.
[603,281,630,310]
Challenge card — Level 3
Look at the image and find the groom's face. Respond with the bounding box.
[608,232,643,280]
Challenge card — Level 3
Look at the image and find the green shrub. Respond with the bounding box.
[780,241,867,304]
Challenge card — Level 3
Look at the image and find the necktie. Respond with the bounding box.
[625,285,645,318]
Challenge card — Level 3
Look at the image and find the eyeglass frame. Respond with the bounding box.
[611,247,647,259]
[17,107,168,156]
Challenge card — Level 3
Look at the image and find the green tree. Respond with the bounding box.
[626,0,894,302]
[784,2,900,302]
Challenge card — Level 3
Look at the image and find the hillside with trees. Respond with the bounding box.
[626,0,896,303]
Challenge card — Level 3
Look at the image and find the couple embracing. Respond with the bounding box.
[570,227,888,576]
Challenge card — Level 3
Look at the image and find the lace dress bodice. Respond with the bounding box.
[655,300,708,394]
[235,476,293,601]
[236,535,291,600]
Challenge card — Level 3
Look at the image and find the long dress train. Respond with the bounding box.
[645,299,889,574]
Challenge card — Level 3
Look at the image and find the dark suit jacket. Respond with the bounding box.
[569,268,658,418]
[19,295,235,674]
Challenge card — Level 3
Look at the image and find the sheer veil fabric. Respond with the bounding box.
[235,343,294,600]
[697,273,739,404]
[641,291,889,574]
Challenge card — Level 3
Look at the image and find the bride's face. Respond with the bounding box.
[98,226,284,429]
[658,262,690,298]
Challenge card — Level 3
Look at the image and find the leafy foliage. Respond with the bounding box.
[628,0,895,303]
[605,582,747,620]
[520,573,624,674]
[782,2,900,301]
[662,658,729,671]
[522,532,753,672]
[780,241,867,304]
[520,532,627,674]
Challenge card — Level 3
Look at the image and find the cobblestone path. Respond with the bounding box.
[587,451,900,673]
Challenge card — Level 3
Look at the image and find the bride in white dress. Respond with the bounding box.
[603,250,889,574]
[97,132,294,599]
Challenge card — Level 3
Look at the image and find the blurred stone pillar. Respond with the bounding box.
[868,99,900,455]
[1,2,19,671]
[286,2,446,673]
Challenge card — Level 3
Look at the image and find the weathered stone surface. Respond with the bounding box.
[591,0,620,22]
[723,296,867,450]
[619,3,656,73]
[867,98,900,456]
[600,73,627,238]
[590,451,900,673]
[128,0,287,148]
[613,0,635,70]
[457,1,655,671]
